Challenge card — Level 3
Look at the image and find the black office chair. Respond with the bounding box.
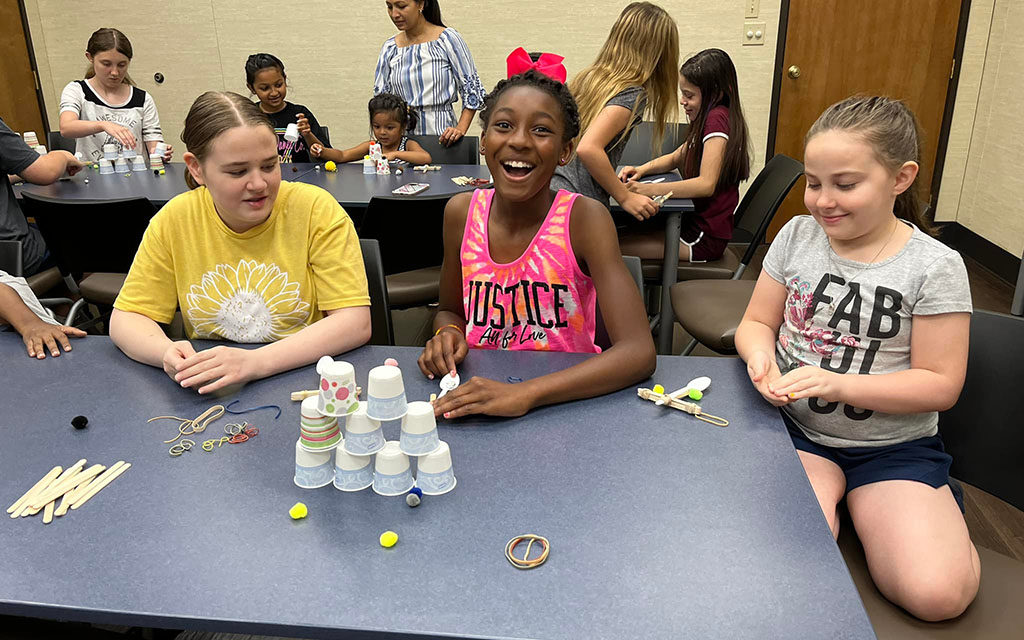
[669,154,804,355]
[618,121,688,167]
[359,239,394,346]
[18,193,156,327]
[47,131,76,154]
[0,240,23,276]
[319,125,331,148]
[410,135,479,165]
[593,256,643,351]
[837,309,1024,637]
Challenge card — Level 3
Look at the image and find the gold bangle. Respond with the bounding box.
[434,324,464,337]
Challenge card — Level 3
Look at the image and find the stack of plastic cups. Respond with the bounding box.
[22,132,38,148]
[149,153,164,171]
[362,155,374,174]
[114,156,129,174]
[98,159,114,175]
[373,441,415,496]
[299,396,341,452]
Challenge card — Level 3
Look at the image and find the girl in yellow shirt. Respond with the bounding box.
[111,91,371,394]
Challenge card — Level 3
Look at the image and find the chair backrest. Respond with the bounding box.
[594,255,644,350]
[47,131,76,153]
[1012,248,1023,317]
[619,121,688,167]
[359,238,395,346]
[18,193,156,278]
[410,135,480,165]
[0,240,24,277]
[319,125,331,148]
[939,310,1024,512]
[360,195,449,275]
[731,153,804,274]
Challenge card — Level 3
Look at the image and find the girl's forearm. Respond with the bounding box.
[249,307,372,378]
[60,119,105,139]
[393,150,432,165]
[735,319,778,364]
[577,145,631,203]
[837,369,963,414]
[641,151,678,175]
[109,308,174,367]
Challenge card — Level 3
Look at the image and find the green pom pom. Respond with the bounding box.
[688,389,703,401]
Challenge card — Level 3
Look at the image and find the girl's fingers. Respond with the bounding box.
[176,356,221,382]
[180,365,224,389]
[55,330,73,352]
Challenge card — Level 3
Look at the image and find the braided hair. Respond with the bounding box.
[479,69,580,142]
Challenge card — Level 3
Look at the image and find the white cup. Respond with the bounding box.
[316,358,358,417]
[122,147,136,159]
[372,441,415,496]
[98,159,113,175]
[23,131,38,146]
[334,448,373,492]
[294,439,335,489]
[366,365,407,420]
[342,401,385,455]
[103,144,117,160]
[114,156,129,173]
[284,123,300,142]
[131,156,146,171]
[154,141,167,157]
[416,440,456,495]
[400,401,440,456]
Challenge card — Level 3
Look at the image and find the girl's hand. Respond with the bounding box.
[432,376,534,419]
[174,345,260,394]
[23,322,86,359]
[296,113,311,136]
[439,126,465,147]
[770,365,847,404]
[618,165,644,183]
[161,144,173,162]
[418,328,468,380]
[621,191,659,220]
[162,340,196,381]
[746,350,790,407]
[102,122,137,149]
[310,143,324,158]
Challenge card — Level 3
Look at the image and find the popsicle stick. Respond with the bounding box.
[8,465,62,515]
[70,462,130,510]
[42,500,55,524]
[55,476,94,517]
[31,464,105,509]
[656,386,691,406]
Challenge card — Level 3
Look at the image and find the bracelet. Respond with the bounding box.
[434,324,464,337]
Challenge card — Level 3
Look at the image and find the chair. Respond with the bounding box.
[593,255,643,350]
[319,125,331,148]
[359,239,394,346]
[47,131,76,154]
[669,154,805,355]
[410,135,479,165]
[0,239,76,324]
[18,193,156,326]
[839,309,1024,637]
[0,240,23,276]
[618,121,688,167]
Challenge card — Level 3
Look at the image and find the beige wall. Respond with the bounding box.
[23,0,780,180]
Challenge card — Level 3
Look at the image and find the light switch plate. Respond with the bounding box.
[742,21,767,46]
[745,0,759,18]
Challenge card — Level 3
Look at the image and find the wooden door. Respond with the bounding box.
[0,0,46,135]
[768,0,963,238]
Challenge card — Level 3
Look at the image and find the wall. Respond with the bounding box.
[22,0,781,180]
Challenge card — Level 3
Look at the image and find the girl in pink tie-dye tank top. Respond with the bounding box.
[461,188,599,353]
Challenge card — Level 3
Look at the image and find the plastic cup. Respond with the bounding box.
[122,147,136,159]
[131,156,146,171]
[342,401,385,455]
[334,448,373,492]
[298,396,341,452]
[416,440,456,495]
[154,142,167,157]
[149,154,164,170]
[114,156,129,173]
[316,359,359,417]
[366,365,407,421]
[34,146,47,155]
[23,131,38,147]
[372,441,415,496]
[103,144,117,160]
[284,123,300,142]
[294,439,335,489]
[98,159,114,175]
[399,401,440,456]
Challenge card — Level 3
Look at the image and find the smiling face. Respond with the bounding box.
[184,125,282,233]
[385,0,423,31]
[249,68,287,113]
[87,50,131,89]
[371,110,403,148]
[679,74,702,122]
[481,85,573,203]
[803,129,917,243]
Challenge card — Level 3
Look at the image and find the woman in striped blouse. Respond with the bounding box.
[374,0,486,146]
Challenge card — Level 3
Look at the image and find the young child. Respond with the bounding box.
[110,91,372,395]
[1,271,86,359]
[421,63,656,420]
[619,48,751,263]
[59,28,172,164]
[735,96,979,621]
[245,53,327,164]
[551,1,679,221]
[310,93,431,165]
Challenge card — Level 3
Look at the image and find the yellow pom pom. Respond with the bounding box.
[159,169,166,175]
[652,384,665,395]
[324,161,337,172]
[289,502,308,520]
[379,530,398,548]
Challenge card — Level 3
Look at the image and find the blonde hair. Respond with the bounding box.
[84,28,135,86]
[806,96,932,234]
[181,91,274,190]
[569,2,679,151]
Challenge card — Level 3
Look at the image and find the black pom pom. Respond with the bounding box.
[71,415,88,430]
[292,166,298,172]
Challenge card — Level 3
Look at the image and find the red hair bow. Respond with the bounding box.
[506,47,567,83]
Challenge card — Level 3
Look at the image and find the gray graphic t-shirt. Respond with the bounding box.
[763,216,972,448]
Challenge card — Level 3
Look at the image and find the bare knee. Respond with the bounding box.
[892,572,979,622]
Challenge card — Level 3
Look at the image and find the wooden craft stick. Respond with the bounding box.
[31,464,106,509]
[652,191,675,205]
[42,500,55,524]
[70,462,130,510]
[55,476,94,517]
[656,386,691,406]
[8,465,62,515]
[18,463,74,517]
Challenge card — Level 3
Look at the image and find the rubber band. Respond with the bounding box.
[224,421,248,436]
[149,405,225,443]
[505,534,550,569]
[225,401,281,420]
[168,439,196,457]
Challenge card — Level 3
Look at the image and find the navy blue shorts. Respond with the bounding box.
[781,411,964,513]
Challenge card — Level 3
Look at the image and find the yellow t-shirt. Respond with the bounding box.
[114,181,369,341]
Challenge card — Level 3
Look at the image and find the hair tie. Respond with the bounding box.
[506,47,566,82]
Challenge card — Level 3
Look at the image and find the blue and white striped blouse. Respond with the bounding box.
[374,28,486,136]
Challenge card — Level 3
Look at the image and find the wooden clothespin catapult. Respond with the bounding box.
[637,387,729,427]
[652,191,674,205]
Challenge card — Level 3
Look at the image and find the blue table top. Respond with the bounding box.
[0,334,873,639]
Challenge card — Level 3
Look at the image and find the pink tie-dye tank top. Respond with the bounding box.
[461,189,599,353]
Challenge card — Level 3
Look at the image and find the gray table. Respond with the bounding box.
[0,334,873,639]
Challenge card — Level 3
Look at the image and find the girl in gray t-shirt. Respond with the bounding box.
[735,96,979,622]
